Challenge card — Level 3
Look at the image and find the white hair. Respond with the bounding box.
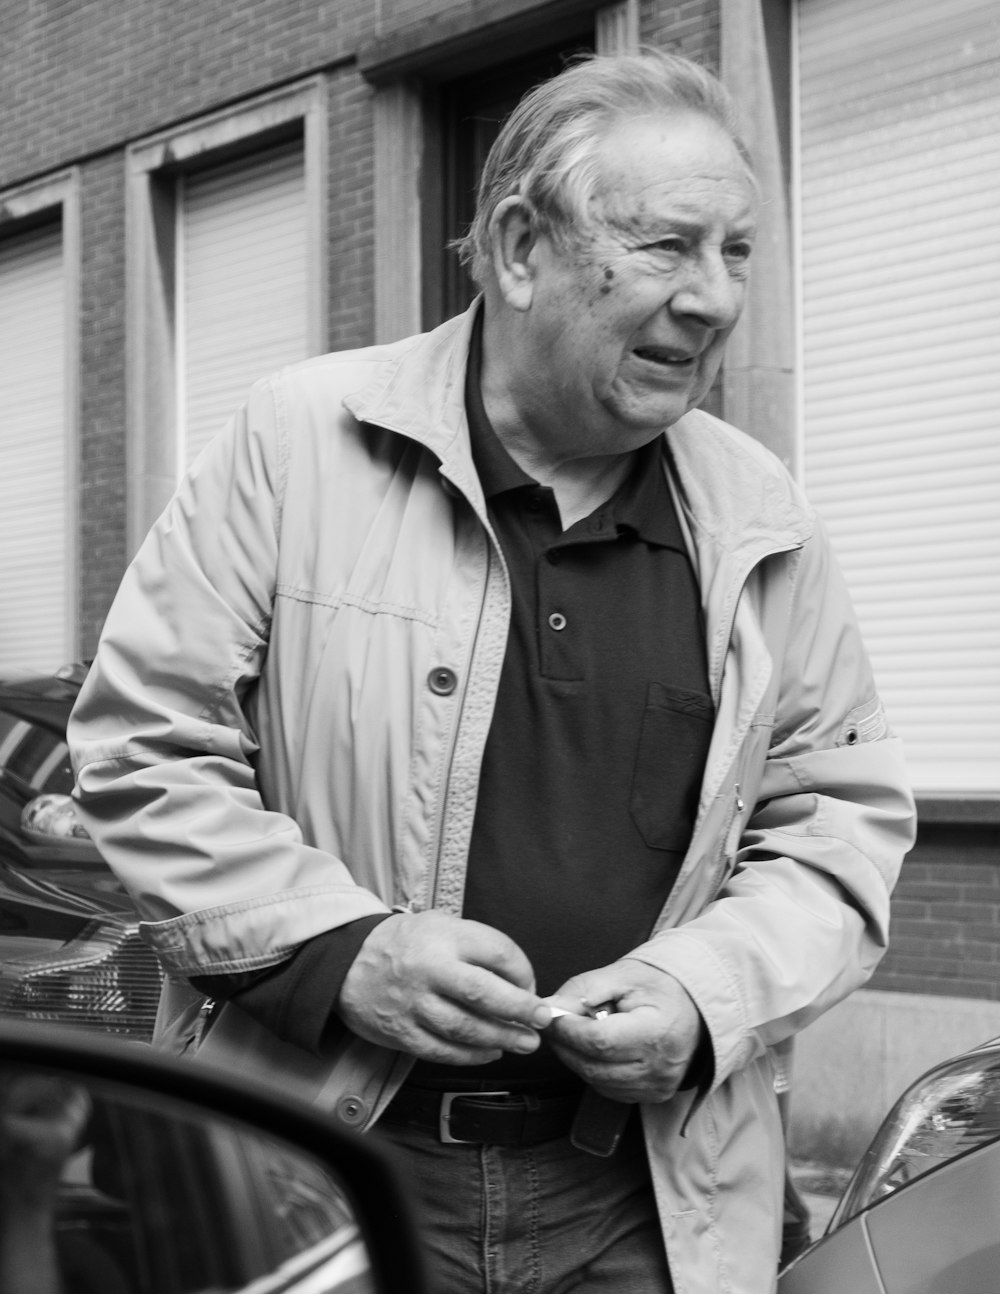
[455,49,753,286]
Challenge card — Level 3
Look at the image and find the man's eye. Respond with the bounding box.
[639,238,686,257]
[724,241,753,265]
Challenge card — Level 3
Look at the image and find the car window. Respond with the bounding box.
[0,710,74,798]
[0,1070,369,1294]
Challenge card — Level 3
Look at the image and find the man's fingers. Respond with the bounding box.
[386,1016,506,1067]
[338,911,548,1060]
[418,990,542,1055]
[545,961,707,1103]
[455,918,537,991]
[439,961,544,1030]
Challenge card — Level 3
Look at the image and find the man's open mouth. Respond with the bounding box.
[633,347,695,367]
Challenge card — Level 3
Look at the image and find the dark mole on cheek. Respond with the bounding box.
[603,267,614,280]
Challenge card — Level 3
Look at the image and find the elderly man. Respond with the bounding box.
[69,50,915,1294]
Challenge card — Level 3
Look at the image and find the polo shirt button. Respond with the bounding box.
[548,612,567,632]
[428,666,458,695]
[336,1095,368,1127]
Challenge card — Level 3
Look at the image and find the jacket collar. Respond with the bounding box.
[342,300,812,559]
[666,410,812,561]
[341,304,485,508]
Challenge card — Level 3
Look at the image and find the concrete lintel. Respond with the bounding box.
[359,0,595,83]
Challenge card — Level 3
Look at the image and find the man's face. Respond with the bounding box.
[515,112,757,458]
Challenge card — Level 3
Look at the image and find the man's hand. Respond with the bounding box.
[545,960,707,1104]
[337,911,552,1064]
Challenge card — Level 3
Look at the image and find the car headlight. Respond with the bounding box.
[830,1041,1000,1229]
[0,919,164,1040]
[20,792,104,863]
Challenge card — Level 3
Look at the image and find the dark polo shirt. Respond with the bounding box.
[193,324,714,1081]
[411,324,713,1085]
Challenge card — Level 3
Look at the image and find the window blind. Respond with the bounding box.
[178,142,309,468]
[797,0,1000,794]
[0,223,70,672]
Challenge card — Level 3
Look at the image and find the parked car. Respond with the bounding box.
[0,665,163,1039]
[780,1035,1000,1291]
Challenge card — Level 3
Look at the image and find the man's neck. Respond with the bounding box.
[521,451,636,531]
[478,308,638,530]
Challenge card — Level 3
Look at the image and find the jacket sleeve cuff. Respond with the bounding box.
[678,1021,715,1093]
[189,914,392,1055]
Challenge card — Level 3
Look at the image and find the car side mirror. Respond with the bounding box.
[0,1021,428,1294]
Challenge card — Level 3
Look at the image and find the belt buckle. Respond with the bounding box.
[438,1090,512,1144]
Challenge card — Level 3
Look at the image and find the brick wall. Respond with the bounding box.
[325,65,375,355]
[871,822,1000,1002]
[78,153,128,654]
[643,0,720,66]
[0,1,356,190]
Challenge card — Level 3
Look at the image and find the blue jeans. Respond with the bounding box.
[374,1112,673,1294]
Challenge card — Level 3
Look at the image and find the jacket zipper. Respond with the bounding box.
[424,494,503,911]
[662,538,801,927]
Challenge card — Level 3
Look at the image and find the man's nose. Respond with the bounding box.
[670,253,744,328]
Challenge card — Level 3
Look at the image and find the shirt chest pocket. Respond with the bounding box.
[630,683,715,852]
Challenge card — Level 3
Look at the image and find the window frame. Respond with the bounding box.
[363,2,639,343]
[124,80,329,553]
[0,170,81,666]
[790,0,1000,815]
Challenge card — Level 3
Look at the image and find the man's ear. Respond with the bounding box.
[487,196,538,312]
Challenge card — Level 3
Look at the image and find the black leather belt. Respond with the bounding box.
[382,1085,582,1146]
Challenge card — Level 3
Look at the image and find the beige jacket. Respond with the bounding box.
[70,304,915,1294]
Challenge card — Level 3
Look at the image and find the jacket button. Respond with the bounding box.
[428,667,458,695]
[336,1095,368,1127]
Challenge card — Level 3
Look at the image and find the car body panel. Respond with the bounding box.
[779,1212,884,1294]
[866,1137,1000,1293]
[780,1087,1000,1293]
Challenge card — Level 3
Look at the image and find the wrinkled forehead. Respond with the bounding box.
[586,112,758,226]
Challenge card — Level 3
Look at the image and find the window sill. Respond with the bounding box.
[916,796,1000,827]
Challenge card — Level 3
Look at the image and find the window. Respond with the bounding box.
[365,3,636,342]
[176,143,309,470]
[0,174,79,672]
[126,81,328,550]
[427,40,593,326]
[796,0,1000,795]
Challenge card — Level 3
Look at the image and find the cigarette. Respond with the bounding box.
[543,1001,614,1020]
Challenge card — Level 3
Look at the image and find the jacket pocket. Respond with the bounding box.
[630,682,715,851]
